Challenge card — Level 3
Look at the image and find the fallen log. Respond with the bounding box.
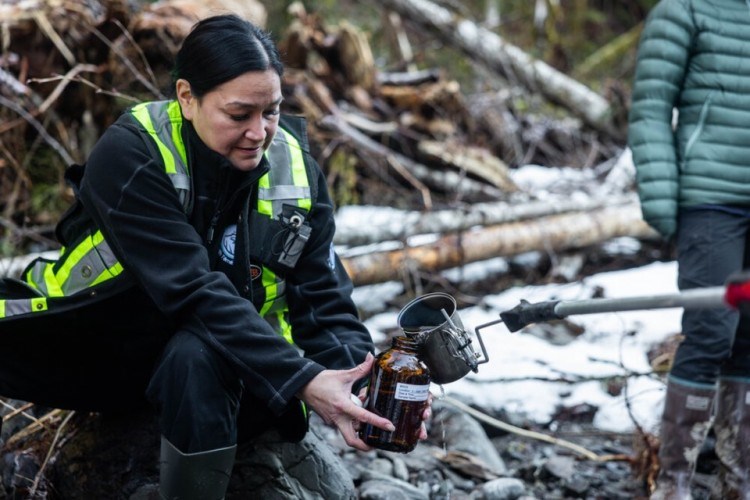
[340,204,658,286]
[368,0,619,137]
[334,193,638,247]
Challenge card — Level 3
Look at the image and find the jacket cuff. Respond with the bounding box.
[267,360,325,414]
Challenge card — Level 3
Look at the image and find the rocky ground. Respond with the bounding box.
[331,397,722,500]
[0,388,723,499]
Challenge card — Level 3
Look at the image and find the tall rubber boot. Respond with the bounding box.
[650,378,716,500]
[711,378,750,500]
[159,436,237,500]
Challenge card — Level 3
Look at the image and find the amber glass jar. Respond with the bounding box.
[359,336,431,453]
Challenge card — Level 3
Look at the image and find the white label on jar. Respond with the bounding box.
[395,383,430,401]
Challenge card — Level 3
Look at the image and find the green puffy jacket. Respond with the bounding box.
[628,0,750,239]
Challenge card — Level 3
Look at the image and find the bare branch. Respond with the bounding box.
[0,94,75,166]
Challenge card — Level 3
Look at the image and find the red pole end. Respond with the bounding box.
[725,280,750,309]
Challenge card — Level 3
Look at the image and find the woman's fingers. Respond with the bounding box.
[348,404,395,433]
[347,352,374,384]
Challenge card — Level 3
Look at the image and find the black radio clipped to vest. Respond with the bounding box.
[246,204,312,272]
[277,205,312,268]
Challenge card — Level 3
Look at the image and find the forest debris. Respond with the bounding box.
[137,0,267,28]
[435,450,501,481]
[465,90,524,166]
[4,409,65,449]
[379,78,472,138]
[417,139,517,192]
[28,411,75,498]
[32,10,75,65]
[370,0,618,137]
[336,20,377,92]
[319,114,505,203]
[0,94,75,165]
[377,68,441,86]
[0,401,35,425]
[382,11,417,72]
[574,23,643,80]
[0,67,31,97]
[111,0,266,94]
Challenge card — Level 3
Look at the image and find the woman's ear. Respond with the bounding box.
[175,79,195,120]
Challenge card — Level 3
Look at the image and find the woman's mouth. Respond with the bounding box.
[236,145,261,155]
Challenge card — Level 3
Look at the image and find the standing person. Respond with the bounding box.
[0,14,429,499]
[628,0,750,497]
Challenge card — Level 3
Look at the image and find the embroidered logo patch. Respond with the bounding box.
[249,265,262,281]
[219,224,237,265]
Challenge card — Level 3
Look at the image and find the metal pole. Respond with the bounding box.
[554,286,727,318]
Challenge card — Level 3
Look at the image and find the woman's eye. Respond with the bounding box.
[230,114,249,122]
[264,108,280,118]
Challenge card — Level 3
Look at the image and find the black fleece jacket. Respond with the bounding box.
[74,107,373,415]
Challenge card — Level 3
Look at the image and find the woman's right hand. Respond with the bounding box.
[296,353,395,451]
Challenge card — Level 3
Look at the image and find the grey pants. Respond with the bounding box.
[672,207,750,384]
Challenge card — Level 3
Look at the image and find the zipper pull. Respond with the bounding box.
[207,211,221,246]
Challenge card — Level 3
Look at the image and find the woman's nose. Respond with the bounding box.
[244,115,265,141]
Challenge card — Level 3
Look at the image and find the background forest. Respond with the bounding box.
[1,0,658,259]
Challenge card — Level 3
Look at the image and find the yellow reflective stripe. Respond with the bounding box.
[42,261,64,297]
[167,101,188,171]
[54,231,121,291]
[111,261,124,275]
[259,267,277,316]
[31,297,47,313]
[285,132,311,211]
[278,311,293,344]
[90,259,123,287]
[132,104,177,174]
[0,298,47,318]
[257,173,273,216]
[24,269,41,292]
[55,230,105,284]
[91,230,105,245]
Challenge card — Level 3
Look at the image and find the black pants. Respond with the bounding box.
[672,208,750,384]
[0,287,304,454]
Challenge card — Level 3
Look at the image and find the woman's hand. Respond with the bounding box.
[357,378,433,441]
[418,393,433,441]
[297,353,395,451]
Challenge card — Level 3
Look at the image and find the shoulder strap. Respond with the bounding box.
[130,100,194,214]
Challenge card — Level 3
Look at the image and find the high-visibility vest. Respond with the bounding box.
[9,100,312,344]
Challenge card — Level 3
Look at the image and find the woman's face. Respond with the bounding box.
[176,69,282,171]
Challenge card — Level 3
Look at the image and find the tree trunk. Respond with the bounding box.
[341,204,657,286]
[334,193,638,247]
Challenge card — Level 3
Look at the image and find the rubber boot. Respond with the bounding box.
[711,378,750,500]
[159,436,237,500]
[650,378,716,500]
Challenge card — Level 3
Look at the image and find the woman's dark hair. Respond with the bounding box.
[172,14,283,97]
